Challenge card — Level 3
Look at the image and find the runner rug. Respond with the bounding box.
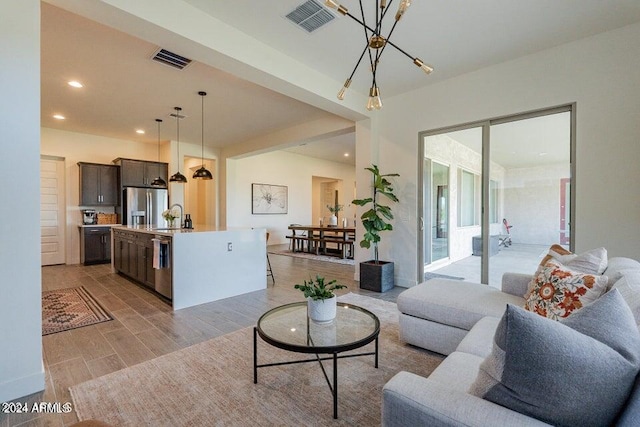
[42,286,112,336]
[70,293,442,426]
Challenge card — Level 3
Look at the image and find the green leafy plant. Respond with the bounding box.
[352,164,399,263]
[327,204,343,214]
[294,275,347,301]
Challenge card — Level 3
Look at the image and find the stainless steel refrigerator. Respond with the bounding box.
[123,187,169,227]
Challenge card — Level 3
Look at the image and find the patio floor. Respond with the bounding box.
[427,243,549,288]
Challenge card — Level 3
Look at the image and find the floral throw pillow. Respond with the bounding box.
[524,260,609,320]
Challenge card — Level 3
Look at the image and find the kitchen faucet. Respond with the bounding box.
[170,203,183,227]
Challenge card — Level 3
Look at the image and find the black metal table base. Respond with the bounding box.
[253,327,379,419]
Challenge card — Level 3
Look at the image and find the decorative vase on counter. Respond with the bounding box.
[329,215,338,227]
[307,295,337,324]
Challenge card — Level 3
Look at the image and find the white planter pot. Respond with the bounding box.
[329,215,338,226]
[307,295,337,324]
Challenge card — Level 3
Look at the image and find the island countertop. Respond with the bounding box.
[111,224,242,235]
[111,225,266,310]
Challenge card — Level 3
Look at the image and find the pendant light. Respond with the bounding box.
[169,106,187,183]
[193,91,213,180]
[150,119,167,187]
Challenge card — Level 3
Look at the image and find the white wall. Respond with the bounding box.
[374,22,640,287]
[505,164,570,245]
[226,151,356,245]
[0,0,44,402]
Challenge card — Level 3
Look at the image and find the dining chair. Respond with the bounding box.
[287,223,307,252]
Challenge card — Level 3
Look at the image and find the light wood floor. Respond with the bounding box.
[2,250,404,427]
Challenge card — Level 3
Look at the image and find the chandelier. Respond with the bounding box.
[324,0,433,110]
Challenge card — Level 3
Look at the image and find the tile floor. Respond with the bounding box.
[2,250,403,427]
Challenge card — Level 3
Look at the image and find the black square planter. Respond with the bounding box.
[359,260,394,293]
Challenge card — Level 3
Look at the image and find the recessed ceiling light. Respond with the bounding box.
[344,153,349,157]
[53,114,65,120]
[68,81,83,88]
[136,129,145,134]
[539,152,548,156]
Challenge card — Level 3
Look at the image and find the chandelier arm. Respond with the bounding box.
[352,0,375,73]
[357,0,376,71]
[375,17,400,63]
[347,42,371,82]
[344,11,418,62]
[377,0,396,35]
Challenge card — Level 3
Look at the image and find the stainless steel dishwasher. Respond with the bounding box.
[152,236,172,299]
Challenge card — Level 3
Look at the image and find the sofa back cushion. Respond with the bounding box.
[539,244,608,275]
[606,257,640,286]
[469,290,640,427]
[612,270,640,326]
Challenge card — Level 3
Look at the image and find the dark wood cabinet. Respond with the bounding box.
[81,226,111,265]
[113,229,157,289]
[114,158,168,188]
[78,162,119,206]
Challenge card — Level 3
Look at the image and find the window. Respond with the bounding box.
[459,169,480,226]
[489,180,499,224]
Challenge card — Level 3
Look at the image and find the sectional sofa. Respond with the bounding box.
[383,254,640,426]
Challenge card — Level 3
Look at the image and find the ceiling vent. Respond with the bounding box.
[151,48,192,70]
[286,0,335,33]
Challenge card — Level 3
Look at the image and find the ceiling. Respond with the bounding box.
[41,1,640,166]
[438,112,570,169]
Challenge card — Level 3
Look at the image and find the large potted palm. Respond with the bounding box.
[352,164,399,292]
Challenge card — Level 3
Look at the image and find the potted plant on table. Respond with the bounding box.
[326,203,343,227]
[294,275,346,323]
[352,164,399,292]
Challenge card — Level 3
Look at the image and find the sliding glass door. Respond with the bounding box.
[418,106,574,287]
[421,126,483,282]
[423,159,450,266]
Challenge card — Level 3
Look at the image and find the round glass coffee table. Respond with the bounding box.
[253,301,380,419]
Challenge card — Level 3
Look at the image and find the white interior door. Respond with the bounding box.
[41,157,66,265]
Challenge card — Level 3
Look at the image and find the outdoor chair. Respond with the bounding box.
[498,218,513,247]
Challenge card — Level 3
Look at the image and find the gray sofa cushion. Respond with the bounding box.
[397,279,524,331]
[398,313,467,356]
[616,373,640,426]
[455,317,500,358]
[469,290,640,427]
[611,270,640,326]
[383,371,552,427]
[428,351,485,391]
[606,257,640,286]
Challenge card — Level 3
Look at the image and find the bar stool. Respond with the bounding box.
[266,232,274,285]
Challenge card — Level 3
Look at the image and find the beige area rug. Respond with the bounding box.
[42,286,112,335]
[268,248,355,265]
[70,293,442,426]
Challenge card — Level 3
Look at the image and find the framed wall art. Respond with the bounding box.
[251,183,288,214]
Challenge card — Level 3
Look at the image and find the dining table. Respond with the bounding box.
[287,225,356,259]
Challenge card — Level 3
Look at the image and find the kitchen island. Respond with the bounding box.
[111,225,266,310]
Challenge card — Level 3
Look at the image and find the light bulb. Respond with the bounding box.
[373,94,383,110]
[325,0,339,9]
[396,0,412,20]
[337,78,351,101]
[325,0,348,15]
[366,97,375,111]
[367,87,380,111]
[414,58,434,75]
